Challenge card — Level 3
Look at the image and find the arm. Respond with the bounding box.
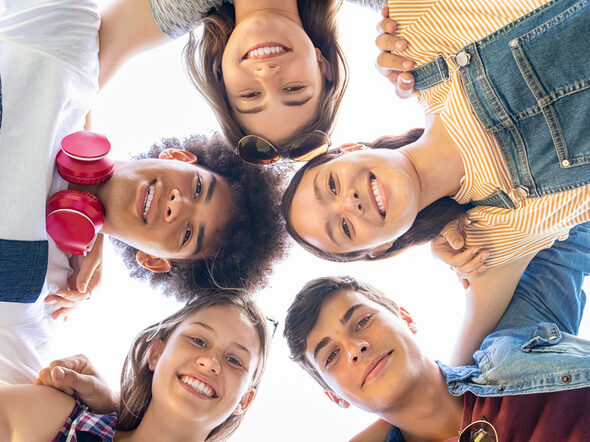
[349,419,393,442]
[98,0,171,88]
[0,385,75,442]
[449,253,535,365]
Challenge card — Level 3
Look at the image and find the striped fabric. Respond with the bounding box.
[52,400,117,442]
[388,0,590,267]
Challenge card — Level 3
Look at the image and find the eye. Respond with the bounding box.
[325,349,339,367]
[226,356,244,368]
[194,176,202,198]
[182,224,192,247]
[192,337,206,348]
[355,315,371,331]
[240,91,261,99]
[328,174,337,195]
[283,85,305,93]
[342,218,351,239]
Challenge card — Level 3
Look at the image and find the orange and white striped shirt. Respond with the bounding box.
[388,0,590,267]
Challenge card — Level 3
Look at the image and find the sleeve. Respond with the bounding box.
[494,222,590,335]
[148,0,227,38]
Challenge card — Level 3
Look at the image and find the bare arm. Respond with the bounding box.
[0,385,75,442]
[449,253,535,365]
[98,0,171,88]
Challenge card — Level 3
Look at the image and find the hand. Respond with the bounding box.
[375,7,415,98]
[431,217,489,289]
[45,234,103,321]
[34,354,118,414]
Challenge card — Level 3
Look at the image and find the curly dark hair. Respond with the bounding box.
[111,133,290,301]
[281,128,470,262]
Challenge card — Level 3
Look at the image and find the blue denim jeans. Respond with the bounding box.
[413,0,590,204]
[0,239,48,303]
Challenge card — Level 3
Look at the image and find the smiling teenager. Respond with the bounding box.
[285,223,590,441]
[282,0,590,364]
[0,291,271,442]
[0,0,287,385]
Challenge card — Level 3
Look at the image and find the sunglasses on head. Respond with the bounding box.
[237,130,330,165]
[458,418,498,442]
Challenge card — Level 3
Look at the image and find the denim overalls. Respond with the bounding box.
[412,0,590,207]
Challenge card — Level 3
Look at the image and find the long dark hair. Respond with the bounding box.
[281,128,469,262]
[183,0,348,148]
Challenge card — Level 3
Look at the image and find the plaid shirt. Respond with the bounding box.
[52,400,117,442]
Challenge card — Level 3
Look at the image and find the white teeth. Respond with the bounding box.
[371,178,386,216]
[247,46,285,59]
[180,375,216,398]
[143,183,155,220]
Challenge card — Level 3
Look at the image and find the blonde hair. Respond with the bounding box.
[117,291,270,441]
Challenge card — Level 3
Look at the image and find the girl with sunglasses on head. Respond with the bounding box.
[99,0,415,162]
[0,291,270,442]
[282,0,590,365]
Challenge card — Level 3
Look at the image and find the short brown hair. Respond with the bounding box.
[284,276,400,391]
[184,0,348,149]
[281,128,470,262]
[118,290,270,441]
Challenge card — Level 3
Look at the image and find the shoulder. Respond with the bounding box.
[0,385,75,442]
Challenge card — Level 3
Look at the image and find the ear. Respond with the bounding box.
[232,389,256,416]
[324,391,350,409]
[136,250,172,273]
[148,339,165,371]
[399,307,418,335]
[339,143,369,153]
[159,148,198,164]
[315,48,334,83]
[368,241,395,259]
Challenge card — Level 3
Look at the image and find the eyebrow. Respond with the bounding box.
[192,223,205,256]
[313,304,363,362]
[189,321,253,356]
[206,174,216,202]
[234,95,314,114]
[313,172,341,248]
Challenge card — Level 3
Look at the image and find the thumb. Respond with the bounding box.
[52,366,88,395]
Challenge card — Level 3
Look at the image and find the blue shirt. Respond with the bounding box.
[386,222,590,442]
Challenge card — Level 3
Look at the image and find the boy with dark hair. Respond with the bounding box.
[285,223,590,440]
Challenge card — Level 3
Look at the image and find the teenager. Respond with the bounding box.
[283,222,590,441]
[0,291,270,442]
[282,0,590,362]
[0,0,286,384]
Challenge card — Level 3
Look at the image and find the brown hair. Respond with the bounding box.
[284,276,400,391]
[117,291,270,441]
[281,128,470,262]
[183,0,348,149]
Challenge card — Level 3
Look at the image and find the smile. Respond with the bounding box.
[242,42,290,60]
[179,374,218,398]
[362,350,393,387]
[369,173,387,218]
[142,181,156,222]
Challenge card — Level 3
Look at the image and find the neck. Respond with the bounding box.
[233,0,301,26]
[114,404,211,442]
[378,360,463,441]
[400,114,465,210]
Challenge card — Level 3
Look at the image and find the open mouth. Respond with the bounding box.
[362,350,393,387]
[242,42,290,60]
[179,374,218,398]
[142,181,156,222]
[369,172,387,218]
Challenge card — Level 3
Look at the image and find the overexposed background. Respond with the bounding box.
[51,3,590,440]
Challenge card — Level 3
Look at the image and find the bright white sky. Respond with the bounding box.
[51,3,589,440]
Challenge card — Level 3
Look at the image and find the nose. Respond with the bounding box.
[165,188,184,222]
[346,340,369,365]
[253,63,280,80]
[196,354,221,375]
[340,188,363,215]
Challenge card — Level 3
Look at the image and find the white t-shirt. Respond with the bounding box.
[0,0,100,384]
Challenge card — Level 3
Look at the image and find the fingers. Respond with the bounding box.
[396,72,415,99]
[375,32,408,53]
[51,307,72,322]
[381,6,389,19]
[448,248,489,275]
[441,226,464,250]
[36,366,75,395]
[49,354,92,374]
[376,51,414,72]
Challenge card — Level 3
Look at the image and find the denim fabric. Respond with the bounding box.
[438,222,590,397]
[412,0,590,202]
[0,239,48,303]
